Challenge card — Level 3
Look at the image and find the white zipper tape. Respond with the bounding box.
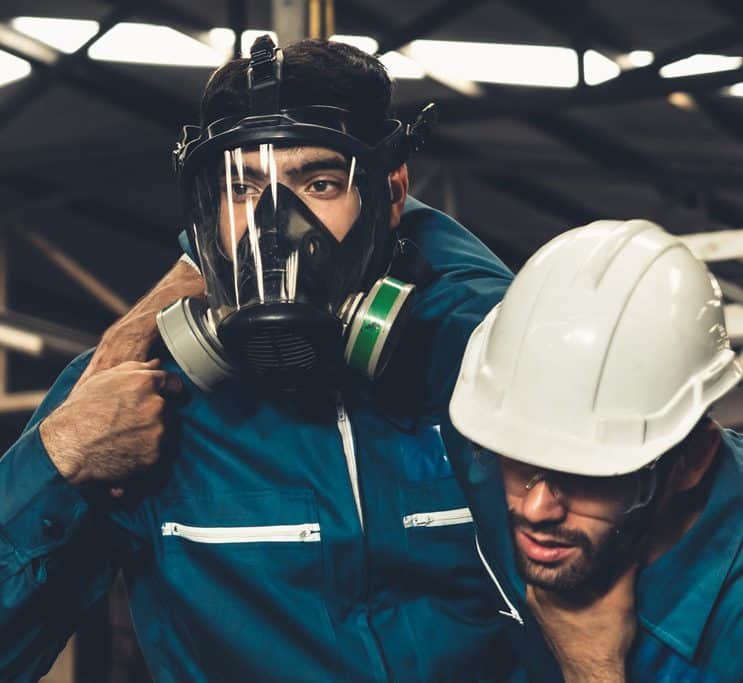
[475,535,524,625]
[161,521,321,544]
[336,398,364,531]
[403,507,473,528]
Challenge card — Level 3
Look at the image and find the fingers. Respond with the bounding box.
[119,358,161,371]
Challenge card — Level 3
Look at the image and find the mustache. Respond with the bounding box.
[508,510,592,551]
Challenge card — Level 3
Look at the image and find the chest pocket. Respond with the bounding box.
[398,474,506,681]
[397,423,476,578]
[401,475,474,573]
[157,488,336,679]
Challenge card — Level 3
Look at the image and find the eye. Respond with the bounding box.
[229,183,260,202]
[310,179,339,193]
[306,177,344,198]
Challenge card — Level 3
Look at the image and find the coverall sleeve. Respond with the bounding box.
[0,352,134,681]
[377,201,514,419]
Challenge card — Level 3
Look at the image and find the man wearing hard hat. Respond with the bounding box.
[446,219,743,682]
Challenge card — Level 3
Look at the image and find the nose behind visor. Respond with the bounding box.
[239,183,343,309]
[215,183,347,386]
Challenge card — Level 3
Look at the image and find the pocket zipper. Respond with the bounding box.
[403,507,473,529]
[161,522,321,543]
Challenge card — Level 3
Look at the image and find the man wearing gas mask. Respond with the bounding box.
[445,220,743,682]
[0,39,516,681]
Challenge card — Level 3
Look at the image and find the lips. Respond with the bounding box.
[516,530,578,563]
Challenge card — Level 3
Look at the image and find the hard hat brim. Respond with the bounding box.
[450,341,742,478]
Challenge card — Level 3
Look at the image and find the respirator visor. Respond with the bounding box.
[190,141,369,323]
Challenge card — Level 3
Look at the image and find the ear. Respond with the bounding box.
[388,163,409,230]
[671,422,721,493]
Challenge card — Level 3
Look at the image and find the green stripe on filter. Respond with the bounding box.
[346,277,410,379]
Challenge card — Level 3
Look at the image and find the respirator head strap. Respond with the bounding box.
[247,34,283,116]
[374,102,439,172]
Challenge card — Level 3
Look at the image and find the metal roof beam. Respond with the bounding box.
[0,22,196,130]
[427,133,600,227]
[680,229,743,262]
[504,0,632,52]
[228,0,247,59]
[713,0,743,27]
[340,2,484,97]
[376,0,488,54]
[0,8,133,133]
[102,0,213,33]
[338,2,389,35]
[524,111,743,228]
[477,172,597,227]
[0,174,173,249]
[692,94,743,146]
[399,60,743,123]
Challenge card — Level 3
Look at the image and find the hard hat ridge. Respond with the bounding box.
[571,219,665,291]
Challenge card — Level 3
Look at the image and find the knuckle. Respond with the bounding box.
[152,422,165,440]
[139,451,156,468]
[140,395,164,418]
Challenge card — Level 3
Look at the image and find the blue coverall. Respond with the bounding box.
[442,421,743,683]
[0,198,516,682]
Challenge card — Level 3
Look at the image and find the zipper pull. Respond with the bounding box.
[411,515,433,527]
[299,527,320,541]
[335,391,346,422]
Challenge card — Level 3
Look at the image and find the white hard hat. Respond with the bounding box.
[450,219,742,476]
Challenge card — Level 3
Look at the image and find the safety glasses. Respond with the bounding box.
[474,447,659,521]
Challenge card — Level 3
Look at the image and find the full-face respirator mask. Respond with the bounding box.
[157,36,437,391]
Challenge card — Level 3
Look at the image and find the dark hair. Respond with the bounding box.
[200,39,393,131]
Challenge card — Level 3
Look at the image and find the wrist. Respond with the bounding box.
[39,410,86,485]
[166,259,205,296]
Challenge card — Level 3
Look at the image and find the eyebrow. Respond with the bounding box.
[227,155,349,180]
[285,157,350,178]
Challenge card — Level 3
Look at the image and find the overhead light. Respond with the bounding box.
[328,34,424,80]
[11,16,100,54]
[206,28,236,62]
[583,50,620,85]
[379,51,425,79]
[406,40,579,88]
[0,50,31,87]
[667,91,697,110]
[627,50,654,68]
[723,82,743,97]
[241,30,278,54]
[204,29,279,61]
[615,50,655,70]
[660,54,742,79]
[88,22,224,67]
[329,34,378,54]
[0,323,43,356]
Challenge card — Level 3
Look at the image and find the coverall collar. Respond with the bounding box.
[636,429,742,661]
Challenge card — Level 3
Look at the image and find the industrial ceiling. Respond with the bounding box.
[1,0,742,438]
